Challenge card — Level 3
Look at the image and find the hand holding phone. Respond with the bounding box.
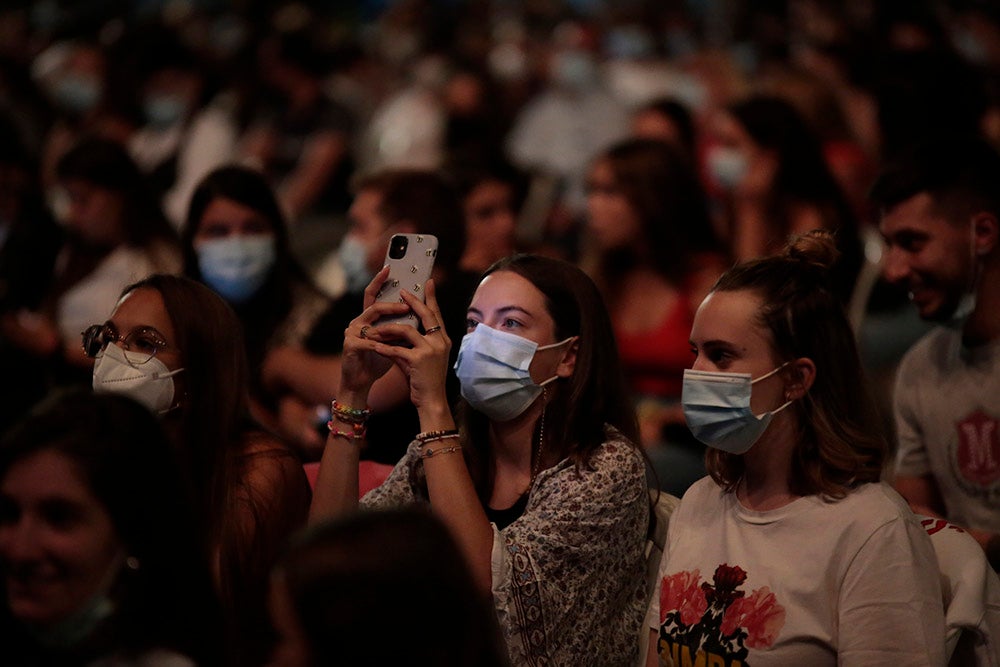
[374,233,438,330]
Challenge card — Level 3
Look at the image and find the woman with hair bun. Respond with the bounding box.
[646,231,945,665]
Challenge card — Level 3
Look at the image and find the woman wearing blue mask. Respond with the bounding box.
[646,231,945,666]
[310,254,650,666]
[182,166,329,425]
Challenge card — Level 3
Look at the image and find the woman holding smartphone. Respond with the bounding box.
[309,254,650,666]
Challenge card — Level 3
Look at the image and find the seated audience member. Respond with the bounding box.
[707,95,863,303]
[83,274,310,666]
[270,508,508,667]
[181,165,329,424]
[630,97,698,166]
[584,137,726,493]
[872,135,1000,570]
[449,159,523,274]
[0,116,62,433]
[311,254,650,666]
[0,389,221,666]
[0,137,180,402]
[647,231,945,665]
[263,169,476,464]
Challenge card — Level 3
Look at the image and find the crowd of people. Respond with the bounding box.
[1,0,999,665]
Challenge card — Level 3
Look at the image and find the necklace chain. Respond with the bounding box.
[530,387,547,486]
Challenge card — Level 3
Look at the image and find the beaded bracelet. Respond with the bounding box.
[415,428,459,444]
[331,400,371,425]
[420,444,463,459]
[327,420,366,441]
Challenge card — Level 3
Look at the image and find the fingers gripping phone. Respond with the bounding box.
[374,233,438,329]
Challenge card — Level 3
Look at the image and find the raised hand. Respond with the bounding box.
[365,279,452,414]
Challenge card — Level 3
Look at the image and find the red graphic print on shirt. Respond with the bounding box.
[658,564,786,667]
[956,410,1000,487]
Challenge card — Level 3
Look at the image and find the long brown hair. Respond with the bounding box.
[705,231,888,498]
[119,275,250,546]
[458,255,640,500]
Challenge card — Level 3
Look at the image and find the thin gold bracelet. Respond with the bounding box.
[420,444,463,459]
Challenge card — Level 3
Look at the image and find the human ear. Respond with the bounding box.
[555,337,580,379]
[971,211,998,256]
[782,357,816,400]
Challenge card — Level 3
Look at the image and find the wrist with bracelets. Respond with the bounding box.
[416,428,462,458]
[327,399,371,443]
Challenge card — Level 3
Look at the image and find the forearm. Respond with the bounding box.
[418,401,495,593]
[307,388,367,523]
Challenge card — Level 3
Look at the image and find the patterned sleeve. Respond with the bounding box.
[491,437,650,664]
[359,440,423,508]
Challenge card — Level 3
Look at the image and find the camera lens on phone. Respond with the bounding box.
[388,235,409,259]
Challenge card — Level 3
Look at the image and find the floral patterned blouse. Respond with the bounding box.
[361,428,650,666]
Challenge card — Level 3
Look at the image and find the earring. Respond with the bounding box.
[125,556,141,570]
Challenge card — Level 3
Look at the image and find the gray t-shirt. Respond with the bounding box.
[894,326,1000,532]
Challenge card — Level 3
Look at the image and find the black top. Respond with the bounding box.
[485,492,529,531]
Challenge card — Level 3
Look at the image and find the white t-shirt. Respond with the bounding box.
[895,327,1000,533]
[648,477,946,666]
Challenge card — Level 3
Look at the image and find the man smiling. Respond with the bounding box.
[872,135,1000,569]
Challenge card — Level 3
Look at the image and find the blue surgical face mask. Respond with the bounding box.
[706,146,748,191]
[196,234,276,304]
[337,235,374,294]
[682,364,792,454]
[25,551,123,650]
[143,93,188,128]
[455,324,574,422]
[51,76,101,115]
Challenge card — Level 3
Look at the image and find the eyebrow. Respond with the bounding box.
[467,305,535,319]
[690,339,740,350]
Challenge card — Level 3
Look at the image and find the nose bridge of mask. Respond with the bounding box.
[97,342,183,380]
[459,324,538,370]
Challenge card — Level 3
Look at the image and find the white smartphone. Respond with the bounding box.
[374,233,438,329]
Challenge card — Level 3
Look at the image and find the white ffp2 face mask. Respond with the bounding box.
[454,324,574,422]
[681,364,793,454]
[92,344,184,415]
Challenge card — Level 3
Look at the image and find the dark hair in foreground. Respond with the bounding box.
[706,231,889,498]
[0,389,222,663]
[276,508,508,667]
[870,134,1000,222]
[460,255,641,499]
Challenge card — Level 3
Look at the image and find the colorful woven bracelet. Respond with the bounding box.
[327,420,366,441]
[331,400,371,425]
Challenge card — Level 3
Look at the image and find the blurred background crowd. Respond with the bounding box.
[0,0,998,478]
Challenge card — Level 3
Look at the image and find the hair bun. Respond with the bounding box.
[782,229,840,269]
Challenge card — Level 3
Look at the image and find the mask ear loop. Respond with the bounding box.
[749,361,794,417]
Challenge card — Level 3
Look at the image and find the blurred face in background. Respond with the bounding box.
[60,178,124,246]
[585,159,641,251]
[0,448,123,628]
[463,179,516,257]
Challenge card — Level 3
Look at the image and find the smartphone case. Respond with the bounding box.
[375,233,438,329]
